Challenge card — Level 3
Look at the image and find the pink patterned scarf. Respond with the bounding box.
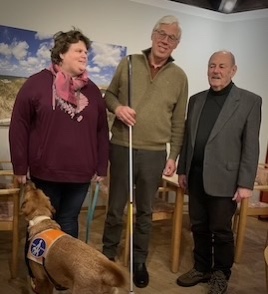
[49,64,88,110]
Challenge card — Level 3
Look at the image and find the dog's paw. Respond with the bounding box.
[27,276,39,294]
[111,287,118,294]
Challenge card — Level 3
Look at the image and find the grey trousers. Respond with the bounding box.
[102,144,166,263]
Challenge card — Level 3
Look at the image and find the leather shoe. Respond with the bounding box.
[133,263,149,288]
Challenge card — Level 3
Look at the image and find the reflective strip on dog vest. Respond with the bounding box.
[27,229,66,264]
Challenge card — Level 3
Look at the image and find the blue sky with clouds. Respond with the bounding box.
[0,25,127,88]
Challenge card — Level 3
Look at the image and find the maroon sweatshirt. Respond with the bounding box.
[9,69,109,183]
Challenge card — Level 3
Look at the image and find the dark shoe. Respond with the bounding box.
[133,263,149,288]
[176,268,211,287]
[208,271,228,294]
[102,250,116,262]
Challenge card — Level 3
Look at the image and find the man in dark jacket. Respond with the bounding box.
[176,50,262,294]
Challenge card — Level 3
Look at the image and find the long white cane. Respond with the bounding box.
[128,55,135,294]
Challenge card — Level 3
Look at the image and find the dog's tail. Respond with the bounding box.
[101,261,126,287]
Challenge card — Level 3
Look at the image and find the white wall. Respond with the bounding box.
[224,16,268,160]
[0,0,267,161]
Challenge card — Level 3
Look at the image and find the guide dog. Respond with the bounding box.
[21,181,125,294]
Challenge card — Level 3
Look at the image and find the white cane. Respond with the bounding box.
[128,55,135,294]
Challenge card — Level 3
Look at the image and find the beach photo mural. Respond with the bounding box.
[0,25,127,125]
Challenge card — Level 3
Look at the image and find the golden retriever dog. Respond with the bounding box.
[21,181,126,294]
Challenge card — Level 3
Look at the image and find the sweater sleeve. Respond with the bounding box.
[105,57,128,113]
[9,77,35,175]
[169,75,188,161]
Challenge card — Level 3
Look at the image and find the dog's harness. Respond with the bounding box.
[27,229,66,264]
[27,228,68,290]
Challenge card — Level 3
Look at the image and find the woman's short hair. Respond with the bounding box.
[50,28,91,64]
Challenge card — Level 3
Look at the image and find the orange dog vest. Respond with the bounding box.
[27,229,66,264]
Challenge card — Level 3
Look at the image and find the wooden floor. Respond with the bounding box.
[0,208,267,294]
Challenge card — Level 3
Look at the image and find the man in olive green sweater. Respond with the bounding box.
[102,15,188,288]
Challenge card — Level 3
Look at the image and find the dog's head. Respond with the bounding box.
[21,181,55,221]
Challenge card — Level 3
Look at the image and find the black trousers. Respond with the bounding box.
[188,166,237,278]
[102,144,166,263]
[25,178,89,277]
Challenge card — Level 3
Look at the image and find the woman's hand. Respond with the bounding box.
[91,174,105,183]
[15,175,27,184]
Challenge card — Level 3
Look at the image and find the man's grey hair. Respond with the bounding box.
[152,15,182,40]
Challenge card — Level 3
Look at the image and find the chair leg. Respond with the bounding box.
[11,226,19,279]
[234,198,249,263]
[11,193,20,279]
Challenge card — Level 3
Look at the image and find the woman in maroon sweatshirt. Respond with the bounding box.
[9,28,109,289]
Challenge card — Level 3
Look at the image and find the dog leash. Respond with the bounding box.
[85,182,100,243]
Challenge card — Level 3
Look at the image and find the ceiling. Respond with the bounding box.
[168,0,268,14]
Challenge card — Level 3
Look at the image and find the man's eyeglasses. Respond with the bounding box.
[154,30,179,43]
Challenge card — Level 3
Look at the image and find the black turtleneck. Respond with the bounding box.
[192,82,234,168]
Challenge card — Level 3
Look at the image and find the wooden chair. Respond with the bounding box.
[234,164,268,263]
[123,182,186,273]
[0,161,21,279]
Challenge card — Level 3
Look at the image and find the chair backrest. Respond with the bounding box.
[234,180,268,264]
[0,160,21,279]
[255,163,268,186]
[0,161,19,226]
[152,187,175,221]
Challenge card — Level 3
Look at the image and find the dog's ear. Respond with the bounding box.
[24,180,36,192]
[20,181,36,219]
[38,189,56,216]
[21,185,56,219]
[21,191,39,220]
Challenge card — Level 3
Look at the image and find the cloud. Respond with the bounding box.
[11,41,29,60]
[91,42,123,68]
[35,31,53,40]
[0,41,29,60]
[0,59,19,75]
[18,55,47,75]
[0,42,12,58]
[37,43,51,61]
[88,65,100,73]
[0,59,12,69]
[20,56,39,66]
